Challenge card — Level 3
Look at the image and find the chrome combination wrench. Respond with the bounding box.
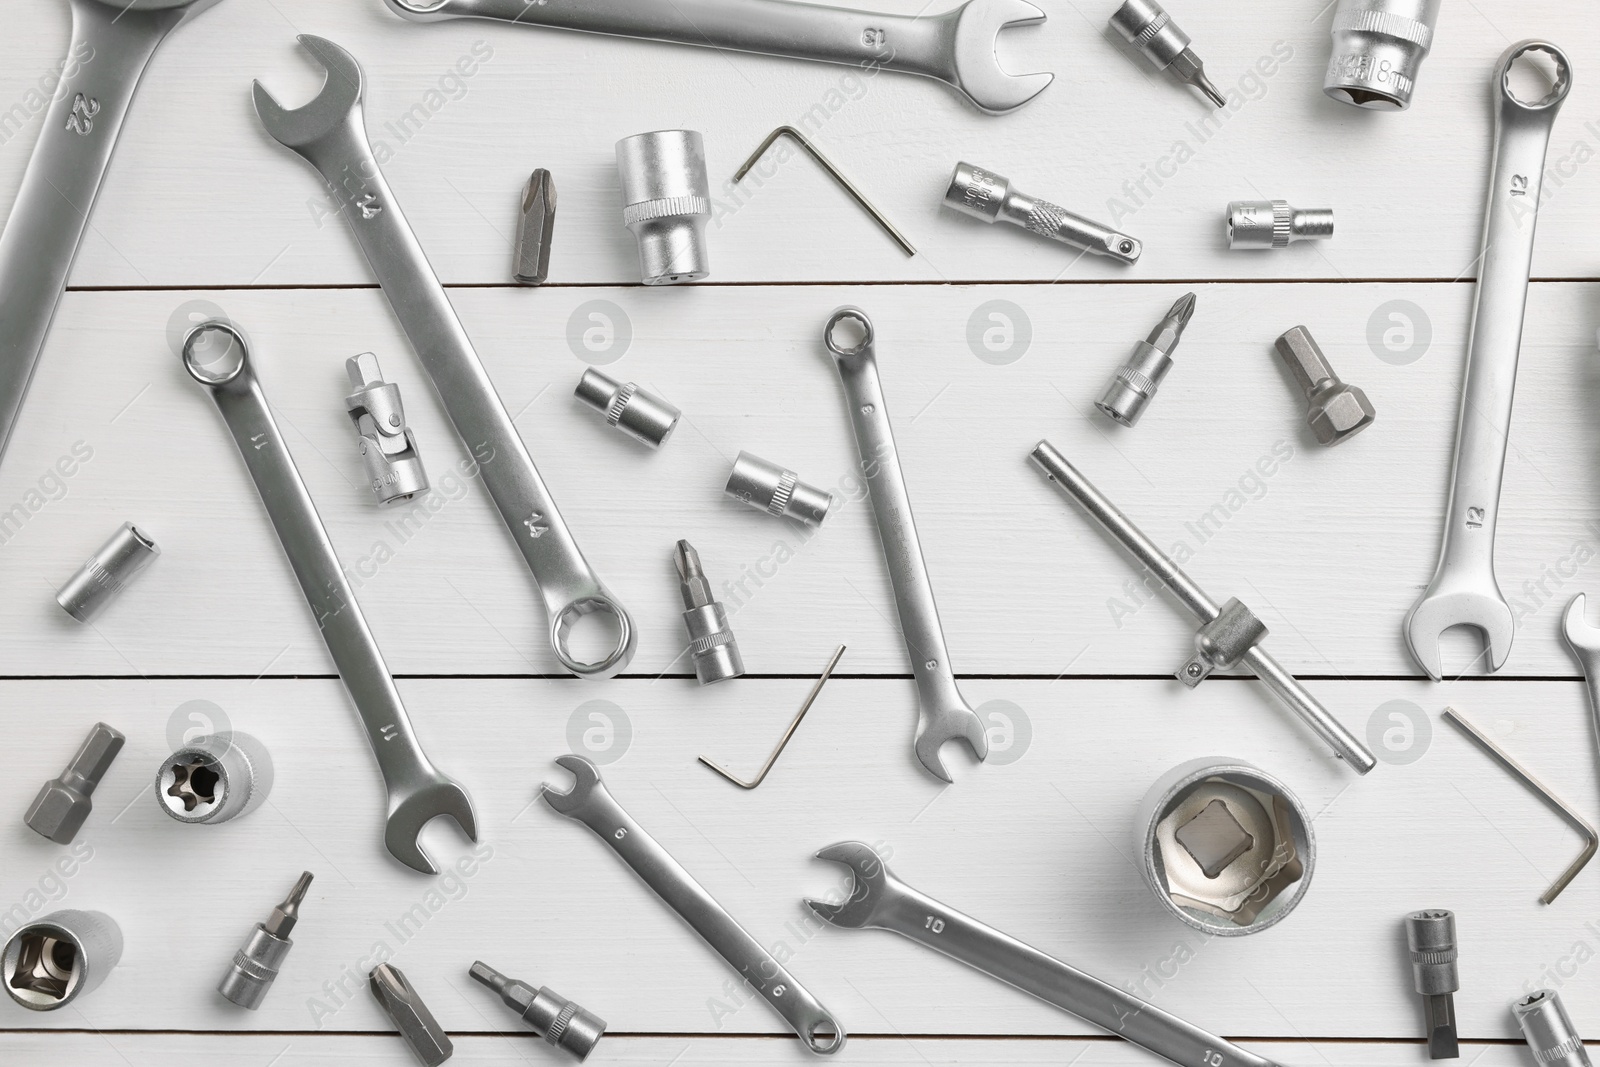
[1404,41,1572,680]
[181,320,476,876]
[383,0,1052,116]
[252,35,635,680]
[0,0,223,472]
[825,308,989,782]
[542,756,846,1054]
[809,842,1288,1067]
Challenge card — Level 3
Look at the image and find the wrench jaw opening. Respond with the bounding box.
[539,754,606,817]
[915,705,990,784]
[1403,584,1515,681]
[1564,593,1600,653]
[948,0,1054,115]
[383,0,455,18]
[251,36,366,153]
[807,842,894,929]
[550,598,637,681]
[385,775,478,875]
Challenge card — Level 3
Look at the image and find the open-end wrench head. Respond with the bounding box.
[384,0,454,17]
[915,707,990,783]
[1403,589,1515,681]
[84,0,224,14]
[1563,593,1600,653]
[540,754,605,816]
[252,35,365,151]
[949,0,1053,114]
[385,777,478,875]
[806,842,896,928]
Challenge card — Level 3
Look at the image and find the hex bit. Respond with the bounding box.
[25,722,125,844]
[219,871,313,1009]
[1096,292,1196,426]
[513,169,555,285]
[1275,326,1374,445]
[469,961,606,1061]
[1405,910,1459,1059]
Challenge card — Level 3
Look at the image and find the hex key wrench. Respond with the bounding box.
[1404,41,1572,680]
[543,756,846,1054]
[252,36,635,680]
[0,0,223,472]
[181,321,476,875]
[383,0,1052,115]
[825,308,988,782]
[809,842,1287,1067]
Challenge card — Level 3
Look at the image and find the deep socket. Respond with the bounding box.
[1325,0,1442,110]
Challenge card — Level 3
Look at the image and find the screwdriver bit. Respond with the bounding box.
[675,540,744,685]
[1109,0,1227,108]
[513,168,556,285]
[1274,326,1374,445]
[1095,292,1195,427]
[469,961,607,1062]
[944,162,1141,264]
[25,722,125,844]
[1405,910,1459,1060]
[218,871,313,1009]
[370,963,453,1066]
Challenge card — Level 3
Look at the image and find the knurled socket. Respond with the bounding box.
[724,451,832,527]
[574,369,680,448]
[1514,989,1592,1067]
[470,961,607,1062]
[616,130,710,284]
[1405,910,1457,994]
[1325,0,1442,110]
[1226,201,1334,249]
[156,731,274,825]
[55,522,160,623]
[3,910,123,1010]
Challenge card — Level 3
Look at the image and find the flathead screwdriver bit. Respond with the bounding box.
[469,961,607,1061]
[1405,910,1459,1059]
[1096,292,1196,426]
[513,168,556,285]
[218,871,313,1009]
[1109,0,1227,108]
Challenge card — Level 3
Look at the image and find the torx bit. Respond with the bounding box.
[469,961,607,1062]
[370,963,453,1066]
[513,168,556,285]
[943,162,1141,264]
[1109,0,1227,108]
[218,871,313,1009]
[674,540,744,685]
[1096,292,1195,426]
[1405,910,1459,1059]
[25,722,125,844]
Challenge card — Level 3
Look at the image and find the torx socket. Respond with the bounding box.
[724,451,832,527]
[514,168,556,284]
[346,352,429,506]
[155,731,273,825]
[1405,909,1459,1059]
[371,963,453,1066]
[1514,989,1591,1067]
[1096,292,1196,426]
[55,522,159,623]
[219,871,313,1010]
[945,162,1141,264]
[616,130,710,284]
[25,722,124,845]
[574,369,680,448]
[1325,0,1442,111]
[674,539,744,685]
[2,910,123,1011]
[1109,0,1227,108]
[1274,326,1375,445]
[1227,201,1334,249]
[470,961,607,1061]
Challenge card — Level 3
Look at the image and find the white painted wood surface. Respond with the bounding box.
[2,0,1600,1063]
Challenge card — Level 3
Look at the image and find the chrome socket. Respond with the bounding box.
[55,522,160,623]
[574,369,680,448]
[1514,989,1590,1067]
[2,910,123,1010]
[1227,201,1334,249]
[675,540,744,686]
[470,961,607,1062]
[724,451,832,527]
[345,353,429,506]
[1324,0,1442,111]
[156,730,274,825]
[218,871,313,1010]
[616,130,710,284]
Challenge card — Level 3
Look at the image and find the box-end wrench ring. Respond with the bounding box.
[252,35,635,680]
[182,320,477,875]
[1404,41,1572,680]
[542,756,846,1054]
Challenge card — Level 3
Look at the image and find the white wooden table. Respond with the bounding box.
[1,0,1597,1063]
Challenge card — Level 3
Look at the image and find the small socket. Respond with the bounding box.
[25,722,125,845]
[55,522,159,623]
[514,168,556,284]
[675,539,744,685]
[3,910,123,1011]
[346,353,429,506]
[156,731,274,825]
[1227,201,1334,249]
[218,871,313,1010]
[470,961,607,1061]
[1514,989,1590,1067]
[1274,326,1375,445]
[574,369,680,448]
[1096,292,1196,427]
[724,451,832,527]
[616,130,710,285]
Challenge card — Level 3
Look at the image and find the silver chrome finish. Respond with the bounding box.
[725,451,832,527]
[25,722,125,844]
[617,130,711,285]
[1325,0,1442,111]
[1226,201,1334,249]
[2,910,123,1011]
[383,0,1052,115]
[218,871,312,1010]
[574,369,680,449]
[700,644,846,789]
[1514,989,1592,1067]
[1562,593,1600,822]
[1404,42,1572,681]
[370,963,453,1066]
[514,169,556,285]
[0,0,224,479]
[543,756,846,1055]
[674,539,745,686]
[55,522,160,623]
[809,842,1286,1067]
[825,309,988,782]
[944,162,1141,263]
[155,729,273,825]
[470,961,607,1062]
[1096,293,1195,427]
[345,353,429,506]
[253,35,635,680]
[1108,0,1226,108]
[1029,440,1377,773]
[1405,909,1460,1059]
[182,319,476,874]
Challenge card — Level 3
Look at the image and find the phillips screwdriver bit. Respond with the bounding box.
[1096,292,1196,427]
[469,961,607,1062]
[1405,910,1459,1059]
[218,871,313,1009]
[513,168,556,285]
[675,540,744,685]
[1109,0,1227,108]
[370,963,453,1066]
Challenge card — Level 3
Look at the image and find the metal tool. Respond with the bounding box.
[514,169,556,285]
[2,910,122,1011]
[371,963,453,1066]
[1562,593,1600,811]
[346,353,429,506]
[1226,201,1334,250]
[55,522,160,622]
[944,162,1141,264]
[1108,0,1225,108]
[25,722,124,845]
[701,645,846,789]
[254,35,635,680]
[825,309,989,782]
[1443,706,1595,904]
[675,540,745,685]
[808,842,1286,1067]
[1404,909,1459,1059]
[1514,989,1592,1067]
[219,871,313,1010]
[182,319,476,874]
[543,756,846,1054]
[574,369,680,449]
[617,130,711,285]
[383,0,1053,115]
[155,729,273,825]
[0,0,224,478]
[725,452,832,527]
[1274,326,1375,446]
[1405,42,1571,680]
[1096,292,1194,427]
[470,961,607,1061]
[1030,441,1377,773]
[733,126,915,257]
[1325,0,1442,111]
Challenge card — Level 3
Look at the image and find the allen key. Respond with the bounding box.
[700,645,846,789]
[1443,706,1597,904]
[733,127,916,257]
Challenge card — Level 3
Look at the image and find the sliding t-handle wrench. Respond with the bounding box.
[181,320,476,875]
[385,0,1051,116]
[0,0,224,470]
[1404,41,1572,680]
[809,842,1288,1067]
[252,36,635,680]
